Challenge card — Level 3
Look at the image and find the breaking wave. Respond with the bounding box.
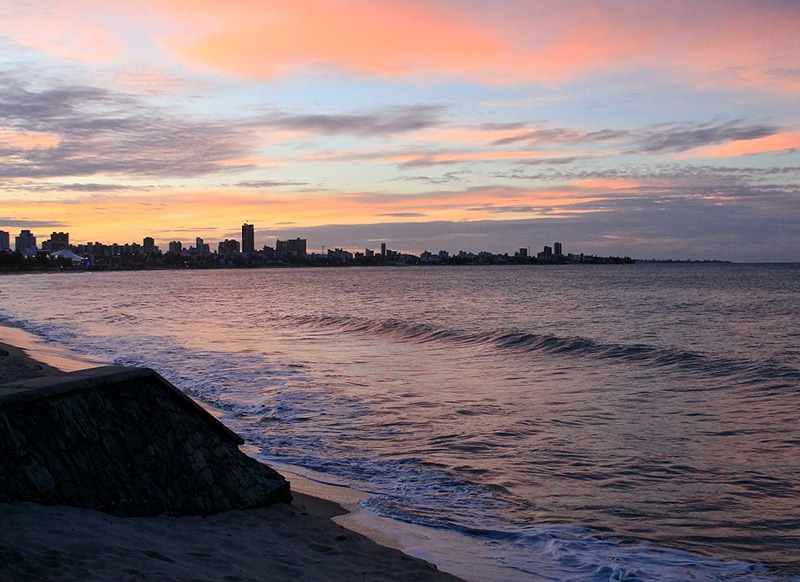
[280,314,800,387]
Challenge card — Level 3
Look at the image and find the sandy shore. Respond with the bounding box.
[0,501,458,582]
[0,331,463,581]
[0,339,66,384]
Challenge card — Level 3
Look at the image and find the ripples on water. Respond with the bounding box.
[1,264,799,580]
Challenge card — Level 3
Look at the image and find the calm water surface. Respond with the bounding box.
[2,264,799,581]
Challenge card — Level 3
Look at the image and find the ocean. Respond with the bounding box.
[1,263,798,581]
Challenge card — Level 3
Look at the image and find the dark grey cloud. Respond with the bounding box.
[316,147,461,167]
[53,183,136,192]
[480,122,529,131]
[0,76,445,180]
[390,171,466,184]
[261,105,444,136]
[257,179,800,262]
[376,212,427,218]
[491,127,626,146]
[493,164,800,186]
[0,78,256,179]
[466,204,548,214]
[235,180,310,189]
[0,218,68,230]
[518,156,579,166]
[265,193,798,262]
[0,180,155,193]
[489,120,780,155]
[627,120,778,154]
[398,157,463,168]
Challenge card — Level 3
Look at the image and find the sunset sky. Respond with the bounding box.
[1,0,798,261]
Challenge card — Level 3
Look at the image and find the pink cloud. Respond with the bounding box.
[677,130,800,158]
[157,0,507,79]
[151,0,800,91]
[5,0,797,93]
[1,1,121,63]
[0,131,60,150]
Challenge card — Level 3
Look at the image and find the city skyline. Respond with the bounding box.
[1,1,799,262]
[0,223,574,261]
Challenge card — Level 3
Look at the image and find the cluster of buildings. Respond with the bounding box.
[1,223,630,271]
[0,224,311,268]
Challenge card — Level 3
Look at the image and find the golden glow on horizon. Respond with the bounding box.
[2,182,607,247]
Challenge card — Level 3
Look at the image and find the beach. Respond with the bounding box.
[0,333,463,582]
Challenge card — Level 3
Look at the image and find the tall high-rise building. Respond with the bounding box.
[0,230,9,250]
[143,237,155,252]
[15,230,37,255]
[554,242,563,257]
[242,222,255,254]
[195,237,209,256]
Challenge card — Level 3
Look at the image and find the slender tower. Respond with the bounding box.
[242,223,255,254]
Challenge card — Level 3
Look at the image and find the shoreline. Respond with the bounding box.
[0,325,465,581]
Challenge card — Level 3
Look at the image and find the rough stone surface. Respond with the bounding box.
[0,366,291,516]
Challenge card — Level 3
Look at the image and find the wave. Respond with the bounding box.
[281,314,800,386]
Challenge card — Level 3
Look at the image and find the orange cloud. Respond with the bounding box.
[678,131,800,158]
[160,0,508,80]
[0,131,60,149]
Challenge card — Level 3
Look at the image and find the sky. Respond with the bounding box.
[1,0,799,262]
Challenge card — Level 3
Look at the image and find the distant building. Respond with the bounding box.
[48,232,69,252]
[241,223,255,254]
[554,242,563,257]
[15,230,37,256]
[168,241,183,254]
[0,230,9,250]
[218,239,240,256]
[143,237,155,252]
[275,238,307,258]
[194,237,210,256]
[327,248,353,263]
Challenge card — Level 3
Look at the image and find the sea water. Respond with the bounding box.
[1,264,798,581]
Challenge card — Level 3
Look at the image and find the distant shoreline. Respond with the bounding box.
[0,256,740,275]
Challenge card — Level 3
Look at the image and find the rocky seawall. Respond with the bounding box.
[0,366,291,516]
